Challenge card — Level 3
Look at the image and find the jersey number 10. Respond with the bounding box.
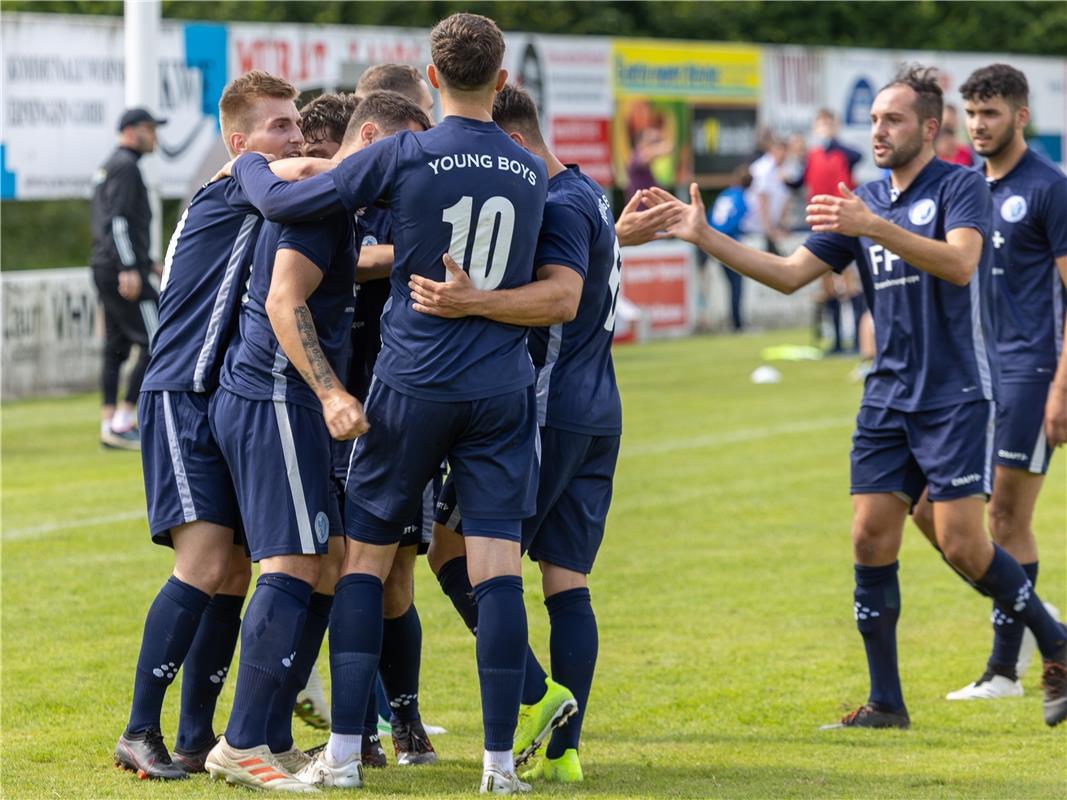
[442,196,516,290]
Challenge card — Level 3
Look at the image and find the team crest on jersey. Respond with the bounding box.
[314,511,329,544]
[361,235,379,246]
[908,198,937,226]
[1000,195,1027,223]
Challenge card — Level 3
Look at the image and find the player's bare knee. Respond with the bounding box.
[316,538,345,593]
[428,523,465,574]
[260,553,321,587]
[171,522,236,593]
[541,562,587,597]
[217,550,252,596]
[987,501,1031,547]
[383,574,414,618]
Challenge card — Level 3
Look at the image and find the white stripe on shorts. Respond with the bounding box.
[162,391,197,523]
[1029,428,1048,474]
[983,401,995,494]
[272,400,316,555]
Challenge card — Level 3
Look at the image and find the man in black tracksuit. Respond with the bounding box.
[90,108,165,450]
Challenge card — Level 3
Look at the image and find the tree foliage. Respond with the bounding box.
[6,1,1067,57]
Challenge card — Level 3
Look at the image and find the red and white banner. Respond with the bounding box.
[615,241,697,342]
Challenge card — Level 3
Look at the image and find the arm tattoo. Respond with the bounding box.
[293,305,335,392]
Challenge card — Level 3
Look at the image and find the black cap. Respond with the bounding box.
[117,107,167,131]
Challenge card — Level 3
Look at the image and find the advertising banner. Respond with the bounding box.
[1,267,102,398]
[613,40,760,190]
[505,34,614,186]
[616,240,697,340]
[1,13,224,199]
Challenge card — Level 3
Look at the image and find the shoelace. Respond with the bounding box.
[142,729,174,764]
[1042,661,1067,696]
[839,705,871,725]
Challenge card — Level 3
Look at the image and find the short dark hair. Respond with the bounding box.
[299,93,360,145]
[491,84,545,146]
[430,13,505,91]
[342,90,432,146]
[960,63,1030,109]
[356,64,425,104]
[880,63,943,127]
[815,108,836,122]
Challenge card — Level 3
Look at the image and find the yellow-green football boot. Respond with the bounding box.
[512,678,577,766]
[519,750,583,783]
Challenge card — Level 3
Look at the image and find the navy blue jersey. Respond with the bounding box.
[348,206,394,401]
[220,210,357,412]
[529,166,622,436]
[329,116,549,401]
[804,157,998,412]
[985,149,1067,383]
[142,168,345,394]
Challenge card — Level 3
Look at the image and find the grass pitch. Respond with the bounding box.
[2,329,1065,799]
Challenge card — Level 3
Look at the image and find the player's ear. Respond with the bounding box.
[508,131,526,149]
[494,69,508,92]
[1016,104,1030,130]
[426,64,441,90]
[229,131,246,155]
[359,121,379,147]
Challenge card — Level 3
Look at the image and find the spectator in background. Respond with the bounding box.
[936,103,975,166]
[803,109,866,354]
[743,135,791,255]
[706,164,752,331]
[625,118,674,202]
[89,108,165,450]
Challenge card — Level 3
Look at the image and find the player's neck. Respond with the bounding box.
[439,93,493,123]
[889,148,935,194]
[983,136,1028,181]
[534,146,567,178]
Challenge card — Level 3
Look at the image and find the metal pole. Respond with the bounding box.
[124,0,163,263]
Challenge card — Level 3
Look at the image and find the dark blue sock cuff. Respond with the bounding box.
[472,574,523,603]
[308,591,334,619]
[161,576,211,613]
[854,562,899,587]
[463,517,522,541]
[1023,561,1039,584]
[335,572,383,593]
[256,572,313,604]
[205,592,246,620]
[384,603,417,627]
[437,557,470,594]
[545,587,591,617]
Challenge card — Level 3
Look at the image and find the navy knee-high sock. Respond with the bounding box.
[177,593,244,751]
[329,574,384,735]
[854,562,904,711]
[522,648,549,706]
[363,679,381,736]
[976,546,1065,659]
[266,592,333,752]
[224,574,311,749]
[436,556,479,634]
[987,562,1038,678]
[473,575,528,751]
[379,605,424,724]
[127,576,211,735]
[545,588,597,759]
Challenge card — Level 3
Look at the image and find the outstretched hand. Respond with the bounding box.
[409,252,478,318]
[615,189,684,246]
[806,182,876,237]
[650,183,706,245]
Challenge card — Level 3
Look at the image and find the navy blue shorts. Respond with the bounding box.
[330,438,439,552]
[435,427,620,574]
[851,401,995,505]
[345,382,538,545]
[995,381,1053,475]
[210,388,334,561]
[139,390,240,547]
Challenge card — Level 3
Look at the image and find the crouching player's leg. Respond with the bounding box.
[115,390,245,780]
[202,388,330,792]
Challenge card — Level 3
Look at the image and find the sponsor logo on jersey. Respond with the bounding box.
[908,198,937,226]
[1000,194,1027,223]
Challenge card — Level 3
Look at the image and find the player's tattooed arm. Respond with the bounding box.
[1046,254,1067,447]
[266,248,369,440]
[409,253,582,325]
[646,183,828,294]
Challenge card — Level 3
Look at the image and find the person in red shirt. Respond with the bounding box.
[936,103,976,166]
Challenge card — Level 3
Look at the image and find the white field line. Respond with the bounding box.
[620,416,852,458]
[3,417,853,542]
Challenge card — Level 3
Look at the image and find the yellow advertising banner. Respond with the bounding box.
[613,40,760,102]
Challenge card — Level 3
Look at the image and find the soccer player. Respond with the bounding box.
[203,91,430,791]
[90,107,166,450]
[645,64,1067,729]
[267,14,548,794]
[910,64,1067,700]
[115,71,335,780]
[419,83,681,782]
[356,62,436,116]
